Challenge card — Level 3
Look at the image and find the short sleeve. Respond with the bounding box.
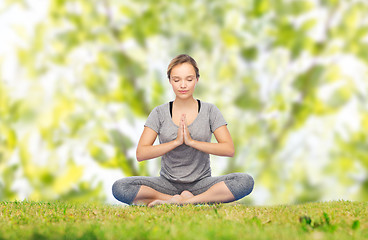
[209,104,227,133]
[144,107,161,134]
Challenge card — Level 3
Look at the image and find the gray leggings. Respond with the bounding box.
[112,172,254,205]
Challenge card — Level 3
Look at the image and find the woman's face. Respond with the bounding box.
[169,62,198,99]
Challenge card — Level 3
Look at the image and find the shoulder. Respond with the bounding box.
[199,101,213,108]
[150,102,169,114]
[146,103,169,123]
[200,101,222,113]
[145,102,169,130]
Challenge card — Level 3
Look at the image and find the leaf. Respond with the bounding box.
[288,1,314,15]
[109,129,133,151]
[221,30,240,47]
[89,142,109,163]
[323,212,330,225]
[299,216,312,225]
[52,162,84,195]
[352,220,360,230]
[326,85,352,109]
[235,92,262,111]
[151,78,165,107]
[320,0,340,8]
[293,65,324,93]
[234,79,262,111]
[0,125,17,150]
[253,0,270,17]
[241,47,258,61]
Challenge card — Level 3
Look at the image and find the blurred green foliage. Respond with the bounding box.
[0,0,367,204]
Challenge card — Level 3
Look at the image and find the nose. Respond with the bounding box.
[180,80,186,88]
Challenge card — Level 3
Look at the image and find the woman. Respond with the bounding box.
[112,54,254,207]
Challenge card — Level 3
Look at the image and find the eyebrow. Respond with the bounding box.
[171,75,195,79]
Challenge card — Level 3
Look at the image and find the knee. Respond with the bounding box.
[112,179,122,199]
[112,179,124,202]
[238,173,254,193]
[241,173,254,190]
[226,173,254,200]
[112,178,140,205]
[246,174,254,193]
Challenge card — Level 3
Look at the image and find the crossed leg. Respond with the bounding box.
[133,181,235,207]
[114,173,253,206]
[180,181,235,204]
[132,185,173,205]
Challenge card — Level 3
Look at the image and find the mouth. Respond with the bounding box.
[178,90,189,94]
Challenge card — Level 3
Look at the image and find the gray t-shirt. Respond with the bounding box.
[144,101,227,183]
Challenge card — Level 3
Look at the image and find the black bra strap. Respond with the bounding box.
[170,99,200,118]
[170,101,173,118]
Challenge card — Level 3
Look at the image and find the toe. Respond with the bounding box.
[148,200,164,207]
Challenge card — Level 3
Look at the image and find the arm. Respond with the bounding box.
[184,119,235,157]
[136,126,183,162]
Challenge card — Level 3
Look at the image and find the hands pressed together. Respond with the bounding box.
[175,114,194,147]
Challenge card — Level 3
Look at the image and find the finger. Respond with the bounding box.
[184,122,188,134]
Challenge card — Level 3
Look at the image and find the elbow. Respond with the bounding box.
[223,149,234,157]
[136,145,152,162]
[228,145,235,157]
[136,149,144,162]
[136,155,145,162]
[220,143,234,157]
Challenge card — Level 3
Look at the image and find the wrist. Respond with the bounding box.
[173,139,182,147]
[187,139,195,147]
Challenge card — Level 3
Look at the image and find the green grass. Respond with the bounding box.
[0,200,367,239]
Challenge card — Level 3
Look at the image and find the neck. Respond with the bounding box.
[173,97,196,109]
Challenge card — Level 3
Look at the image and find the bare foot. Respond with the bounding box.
[148,199,167,207]
[148,194,184,207]
[168,194,184,203]
[180,190,194,200]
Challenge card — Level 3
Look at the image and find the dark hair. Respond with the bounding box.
[167,54,200,79]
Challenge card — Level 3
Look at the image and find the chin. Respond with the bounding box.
[176,94,193,99]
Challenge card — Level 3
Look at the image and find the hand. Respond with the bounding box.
[175,114,185,146]
[182,114,194,146]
